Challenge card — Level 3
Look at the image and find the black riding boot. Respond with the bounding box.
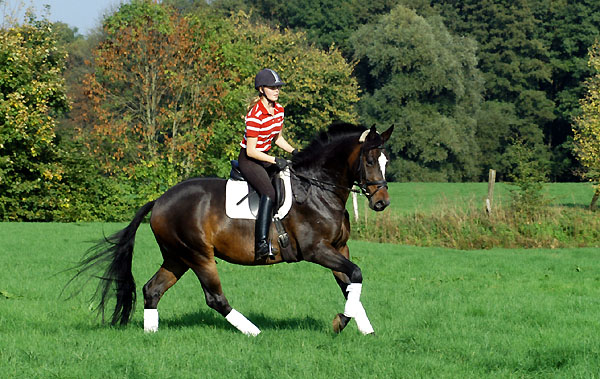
[255,195,275,260]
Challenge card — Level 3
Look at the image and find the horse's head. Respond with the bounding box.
[355,125,394,211]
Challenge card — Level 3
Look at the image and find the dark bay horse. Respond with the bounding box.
[71,123,393,335]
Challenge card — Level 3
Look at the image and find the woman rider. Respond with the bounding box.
[238,68,297,260]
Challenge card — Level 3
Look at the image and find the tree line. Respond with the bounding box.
[1,0,599,221]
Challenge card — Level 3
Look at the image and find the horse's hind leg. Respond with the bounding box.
[142,257,188,332]
[189,257,261,336]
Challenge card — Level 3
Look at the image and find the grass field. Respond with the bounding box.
[1,221,600,378]
[378,182,597,215]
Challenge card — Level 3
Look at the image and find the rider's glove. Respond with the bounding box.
[274,157,289,170]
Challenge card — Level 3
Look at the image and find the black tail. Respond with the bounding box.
[68,201,155,326]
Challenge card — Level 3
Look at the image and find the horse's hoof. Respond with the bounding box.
[332,313,350,333]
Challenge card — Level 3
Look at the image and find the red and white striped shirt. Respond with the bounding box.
[240,100,284,152]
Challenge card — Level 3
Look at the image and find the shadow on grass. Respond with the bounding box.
[157,309,324,332]
[69,308,326,333]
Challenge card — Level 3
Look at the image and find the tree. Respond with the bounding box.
[0,15,70,220]
[573,41,600,210]
[351,5,484,181]
[432,0,556,180]
[532,0,600,180]
[78,1,229,200]
[76,1,359,198]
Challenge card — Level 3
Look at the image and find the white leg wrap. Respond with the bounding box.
[226,309,261,336]
[343,283,375,335]
[144,309,159,333]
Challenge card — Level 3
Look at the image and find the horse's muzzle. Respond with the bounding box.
[371,198,390,212]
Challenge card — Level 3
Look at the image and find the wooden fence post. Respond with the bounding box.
[352,190,359,222]
[486,169,496,215]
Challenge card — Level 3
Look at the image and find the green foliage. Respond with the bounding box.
[532,0,600,179]
[431,0,594,180]
[505,138,550,217]
[573,40,600,208]
[0,16,69,220]
[351,5,484,181]
[228,0,399,58]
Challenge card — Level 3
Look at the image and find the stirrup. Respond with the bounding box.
[255,240,277,260]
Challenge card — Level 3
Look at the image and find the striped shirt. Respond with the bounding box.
[240,100,284,152]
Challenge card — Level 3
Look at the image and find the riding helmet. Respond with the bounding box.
[255,68,285,89]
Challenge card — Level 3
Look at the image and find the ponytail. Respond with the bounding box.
[246,94,262,113]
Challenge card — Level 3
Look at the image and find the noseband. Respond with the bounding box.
[355,146,388,200]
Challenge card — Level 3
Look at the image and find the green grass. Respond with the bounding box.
[380,182,597,215]
[2,222,600,377]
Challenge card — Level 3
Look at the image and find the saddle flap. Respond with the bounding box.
[272,176,285,209]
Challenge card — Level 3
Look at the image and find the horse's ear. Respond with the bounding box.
[366,125,378,141]
[381,125,394,143]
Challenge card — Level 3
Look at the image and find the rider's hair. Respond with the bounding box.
[247,85,272,113]
[246,94,262,113]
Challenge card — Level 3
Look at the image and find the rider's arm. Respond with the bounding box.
[275,134,295,154]
[246,137,276,164]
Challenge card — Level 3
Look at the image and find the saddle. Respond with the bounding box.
[229,160,286,214]
[225,161,295,261]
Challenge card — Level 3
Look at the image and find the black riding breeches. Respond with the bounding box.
[238,148,277,200]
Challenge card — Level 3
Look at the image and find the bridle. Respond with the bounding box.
[355,145,388,199]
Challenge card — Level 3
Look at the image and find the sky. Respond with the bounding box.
[2,0,124,35]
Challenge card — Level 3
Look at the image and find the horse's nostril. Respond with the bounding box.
[373,199,389,211]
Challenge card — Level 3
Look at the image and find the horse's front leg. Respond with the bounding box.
[331,245,352,333]
[307,241,374,335]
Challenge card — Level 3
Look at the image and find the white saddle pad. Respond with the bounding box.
[225,167,292,220]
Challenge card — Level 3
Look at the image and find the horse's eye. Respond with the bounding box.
[366,157,375,166]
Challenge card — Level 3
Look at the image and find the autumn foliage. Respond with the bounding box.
[79,2,228,199]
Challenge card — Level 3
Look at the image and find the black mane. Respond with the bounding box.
[291,123,367,171]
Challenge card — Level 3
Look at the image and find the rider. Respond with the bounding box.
[238,68,297,260]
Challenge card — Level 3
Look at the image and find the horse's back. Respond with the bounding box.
[150,177,227,244]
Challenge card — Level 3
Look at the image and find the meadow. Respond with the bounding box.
[1,194,600,378]
[351,182,600,249]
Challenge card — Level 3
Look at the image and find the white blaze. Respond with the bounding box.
[378,153,388,179]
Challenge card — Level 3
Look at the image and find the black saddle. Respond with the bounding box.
[229,160,285,213]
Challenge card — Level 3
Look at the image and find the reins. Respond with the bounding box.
[289,143,388,200]
[289,167,361,194]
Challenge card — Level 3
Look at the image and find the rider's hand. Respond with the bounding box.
[274,157,289,170]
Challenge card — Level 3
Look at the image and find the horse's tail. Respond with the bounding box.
[68,200,155,326]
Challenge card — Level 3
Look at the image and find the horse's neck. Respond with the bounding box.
[294,161,353,208]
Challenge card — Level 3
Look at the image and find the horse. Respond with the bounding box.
[70,123,393,336]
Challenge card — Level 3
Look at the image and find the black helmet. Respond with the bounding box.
[255,68,285,89]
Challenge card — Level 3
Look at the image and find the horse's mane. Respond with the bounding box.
[291,123,367,171]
